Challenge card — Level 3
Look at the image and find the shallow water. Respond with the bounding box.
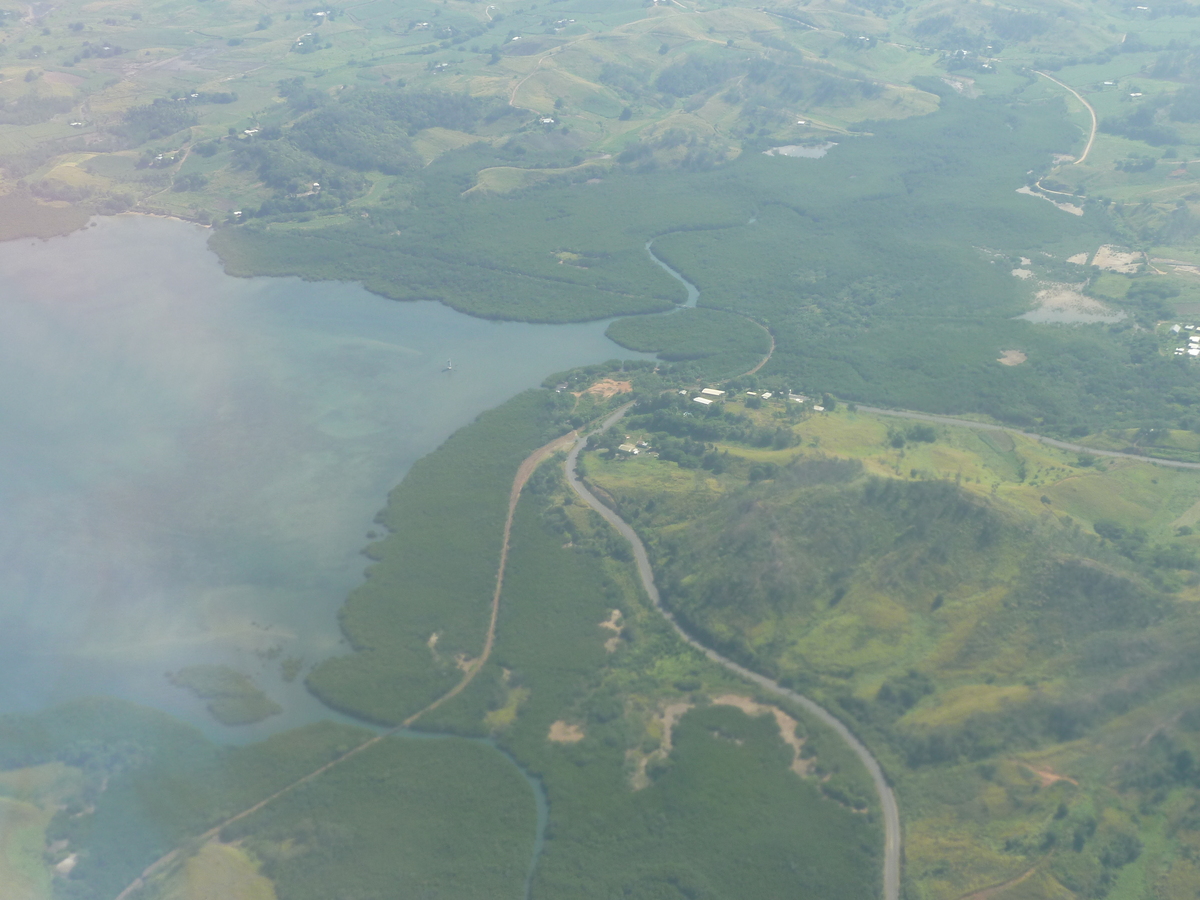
[0,215,643,742]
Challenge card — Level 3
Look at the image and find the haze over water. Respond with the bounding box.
[0,216,638,741]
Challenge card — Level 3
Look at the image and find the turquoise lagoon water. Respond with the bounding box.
[0,215,643,742]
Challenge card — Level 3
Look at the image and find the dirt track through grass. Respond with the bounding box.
[1036,71,1097,166]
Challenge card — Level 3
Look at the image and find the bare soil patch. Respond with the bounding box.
[548,720,585,743]
[1015,186,1083,216]
[1066,252,1089,265]
[599,608,623,652]
[1032,283,1116,316]
[582,379,632,398]
[1011,268,1032,280]
[1091,245,1143,273]
[997,350,1026,366]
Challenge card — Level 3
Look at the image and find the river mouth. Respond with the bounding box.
[0,215,643,743]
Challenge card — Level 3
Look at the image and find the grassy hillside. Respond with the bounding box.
[583,393,1200,900]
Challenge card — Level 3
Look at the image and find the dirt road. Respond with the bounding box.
[113,429,578,900]
[1036,71,1097,166]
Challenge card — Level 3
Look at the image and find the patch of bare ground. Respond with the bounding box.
[599,609,623,652]
[1011,268,1033,279]
[548,720,585,743]
[1066,252,1089,265]
[580,379,632,399]
[1015,186,1083,216]
[1091,245,1144,273]
[1032,283,1116,315]
[997,350,1027,366]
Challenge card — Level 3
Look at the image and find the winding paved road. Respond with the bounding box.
[565,405,902,900]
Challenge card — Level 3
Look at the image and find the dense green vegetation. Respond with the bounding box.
[166,665,281,726]
[209,84,1200,437]
[218,737,536,900]
[306,389,581,724]
[585,399,1200,898]
[606,308,770,380]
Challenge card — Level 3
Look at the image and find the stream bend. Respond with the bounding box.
[564,405,901,900]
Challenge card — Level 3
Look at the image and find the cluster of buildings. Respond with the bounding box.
[1170,324,1200,357]
[690,387,725,407]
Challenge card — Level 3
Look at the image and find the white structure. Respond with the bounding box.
[693,397,713,406]
[700,388,725,397]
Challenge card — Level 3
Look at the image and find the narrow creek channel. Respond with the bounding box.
[645,239,699,308]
